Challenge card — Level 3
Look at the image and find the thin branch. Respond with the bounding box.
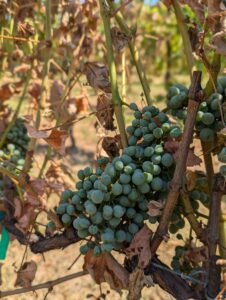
[0,270,88,298]
[150,71,202,256]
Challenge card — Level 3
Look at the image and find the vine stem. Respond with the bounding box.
[107,0,152,106]
[122,50,126,103]
[171,0,194,80]
[0,69,31,148]
[0,270,88,298]
[99,0,128,148]
[150,71,202,256]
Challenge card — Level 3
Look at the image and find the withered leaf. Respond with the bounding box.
[83,250,129,291]
[128,268,144,300]
[125,225,153,269]
[75,94,89,114]
[0,83,13,101]
[185,170,197,191]
[102,136,120,158]
[44,129,68,155]
[15,261,37,288]
[183,246,208,266]
[111,26,131,52]
[96,93,115,131]
[83,62,111,93]
[29,83,41,100]
[147,200,164,217]
[26,124,49,139]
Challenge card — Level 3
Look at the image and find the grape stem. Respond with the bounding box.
[106,0,152,106]
[98,0,128,148]
[150,71,202,256]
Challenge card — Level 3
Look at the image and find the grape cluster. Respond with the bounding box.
[171,245,193,274]
[6,118,29,156]
[167,77,226,142]
[218,146,226,177]
[54,104,183,256]
[0,143,25,173]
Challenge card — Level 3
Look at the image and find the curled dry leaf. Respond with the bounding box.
[183,246,208,266]
[128,267,144,300]
[29,82,41,100]
[96,93,115,131]
[83,62,111,93]
[15,260,37,288]
[185,170,197,191]
[0,83,13,101]
[102,136,120,158]
[83,250,129,292]
[125,225,153,269]
[147,200,164,217]
[44,128,68,155]
[111,26,131,52]
[75,94,89,114]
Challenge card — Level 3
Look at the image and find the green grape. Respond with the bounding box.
[143,133,154,143]
[218,147,226,163]
[56,203,68,214]
[115,160,124,171]
[105,164,116,178]
[151,154,161,164]
[199,128,215,142]
[113,205,125,218]
[217,76,226,88]
[148,122,157,131]
[151,177,163,191]
[91,212,103,224]
[144,172,153,183]
[126,207,136,219]
[154,144,164,154]
[126,125,135,134]
[85,203,97,215]
[142,161,153,173]
[149,216,157,224]
[158,112,168,123]
[78,189,86,199]
[79,218,90,229]
[96,167,103,176]
[47,221,56,230]
[220,165,226,176]
[66,204,75,215]
[112,182,123,196]
[124,146,136,157]
[132,119,140,127]
[61,213,72,225]
[115,230,126,243]
[161,153,174,167]
[138,183,150,194]
[168,86,180,97]
[210,98,222,111]
[77,170,85,180]
[0,150,5,157]
[76,181,83,190]
[191,200,199,211]
[135,146,144,159]
[128,223,139,235]
[121,154,132,165]
[109,217,121,227]
[144,146,154,157]
[190,190,200,200]
[143,111,152,121]
[93,245,101,256]
[128,135,137,146]
[88,225,98,235]
[199,101,208,112]
[128,189,139,201]
[124,165,133,175]
[101,230,115,242]
[119,195,130,207]
[138,199,148,211]
[129,102,138,111]
[126,232,133,243]
[170,127,182,138]
[97,156,109,165]
[134,110,142,119]
[162,122,171,133]
[103,205,113,218]
[83,180,93,191]
[153,128,163,139]
[169,223,178,234]
[140,119,149,127]
[91,190,104,204]
[100,173,111,186]
[142,127,149,135]
[201,112,215,125]
[133,213,143,224]
[123,184,132,195]
[134,128,142,137]
[61,190,72,202]
[101,243,113,252]
[177,218,185,229]
[84,166,92,177]
[80,244,90,254]
[177,110,187,120]
[7,144,15,152]
[171,259,181,271]
[120,173,131,184]
[132,170,145,186]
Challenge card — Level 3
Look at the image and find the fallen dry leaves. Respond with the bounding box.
[15,261,37,288]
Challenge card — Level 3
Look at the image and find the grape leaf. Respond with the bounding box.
[75,94,89,114]
[96,93,115,131]
[102,136,121,158]
[125,225,153,268]
[83,250,129,291]
[111,26,131,52]
[15,261,37,288]
[44,128,68,155]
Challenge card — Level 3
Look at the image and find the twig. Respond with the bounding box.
[150,71,202,256]
[107,0,152,106]
[0,270,88,298]
[98,0,128,148]
[171,0,195,79]
[110,0,133,17]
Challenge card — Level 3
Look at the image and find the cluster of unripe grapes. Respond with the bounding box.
[0,118,29,175]
[54,104,186,256]
[167,77,226,142]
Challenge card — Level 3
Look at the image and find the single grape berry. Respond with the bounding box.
[128,223,139,235]
[113,205,125,218]
[115,160,124,171]
[199,128,215,142]
[115,230,127,243]
[112,182,123,196]
[161,153,174,167]
[80,244,90,254]
[201,112,215,125]
[132,170,145,186]
[151,177,163,191]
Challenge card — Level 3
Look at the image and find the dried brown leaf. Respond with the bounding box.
[102,136,120,158]
[183,246,208,266]
[147,200,164,217]
[96,93,115,131]
[26,124,49,139]
[83,250,129,291]
[44,129,68,155]
[111,26,131,52]
[75,95,89,114]
[128,268,144,300]
[83,62,111,93]
[15,261,37,288]
[186,170,197,191]
[29,83,41,100]
[0,83,13,101]
[125,225,153,268]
